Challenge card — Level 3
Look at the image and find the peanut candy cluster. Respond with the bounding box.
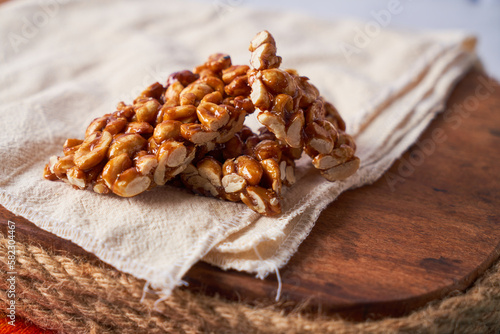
[44,31,359,216]
[180,126,297,215]
[248,31,360,181]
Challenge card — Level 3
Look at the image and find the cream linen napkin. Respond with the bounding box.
[0,0,475,296]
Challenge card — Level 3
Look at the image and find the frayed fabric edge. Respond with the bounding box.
[0,189,256,303]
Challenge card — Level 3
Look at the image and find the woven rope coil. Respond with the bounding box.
[0,234,499,334]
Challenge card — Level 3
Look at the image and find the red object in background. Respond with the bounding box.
[0,314,54,334]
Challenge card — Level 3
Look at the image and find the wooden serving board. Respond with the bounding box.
[1,69,499,320]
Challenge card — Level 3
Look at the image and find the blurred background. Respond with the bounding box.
[196,0,500,79]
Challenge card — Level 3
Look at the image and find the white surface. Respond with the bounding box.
[208,0,500,79]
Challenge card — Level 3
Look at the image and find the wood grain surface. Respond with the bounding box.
[1,68,499,320]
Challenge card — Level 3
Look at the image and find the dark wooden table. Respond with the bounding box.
[1,69,499,321]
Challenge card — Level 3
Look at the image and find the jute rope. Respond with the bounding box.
[1,234,499,334]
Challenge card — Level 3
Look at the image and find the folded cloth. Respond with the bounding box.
[0,0,476,296]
